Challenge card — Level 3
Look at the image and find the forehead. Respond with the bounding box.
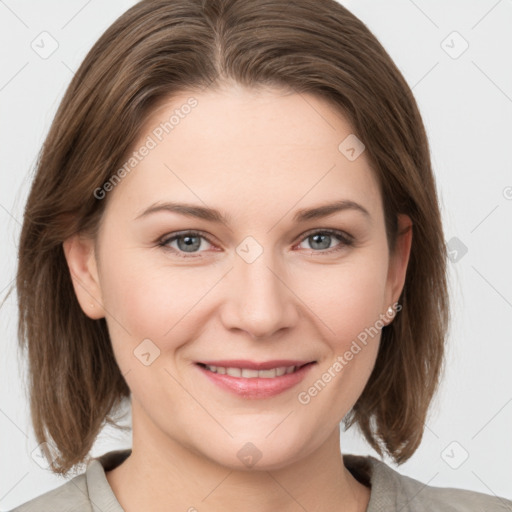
[104,85,383,221]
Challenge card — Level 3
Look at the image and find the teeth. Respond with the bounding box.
[226,367,241,377]
[205,365,298,378]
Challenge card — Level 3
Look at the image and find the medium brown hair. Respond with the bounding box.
[13,0,449,475]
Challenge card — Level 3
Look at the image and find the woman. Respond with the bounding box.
[10,0,512,510]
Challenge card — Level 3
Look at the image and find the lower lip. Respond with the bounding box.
[196,363,316,399]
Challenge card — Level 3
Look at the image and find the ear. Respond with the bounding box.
[62,234,105,319]
[383,213,413,322]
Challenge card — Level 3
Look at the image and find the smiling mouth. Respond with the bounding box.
[196,362,315,379]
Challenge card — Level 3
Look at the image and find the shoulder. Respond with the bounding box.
[344,453,512,512]
[8,449,131,512]
[385,465,512,511]
[8,473,92,512]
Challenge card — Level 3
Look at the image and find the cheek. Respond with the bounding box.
[99,235,389,361]
[99,251,214,354]
[295,251,388,402]
[102,267,167,333]
[299,250,389,346]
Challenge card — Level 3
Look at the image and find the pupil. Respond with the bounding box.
[311,234,330,250]
[178,235,200,252]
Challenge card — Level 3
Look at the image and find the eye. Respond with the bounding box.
[158,228,354,258]
[158,230,215,257]
[296,229,354,255]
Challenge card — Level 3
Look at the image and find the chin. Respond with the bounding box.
[196,433,313,472]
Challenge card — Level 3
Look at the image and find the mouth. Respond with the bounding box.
[195,360,317,399]
[196,361,314,378]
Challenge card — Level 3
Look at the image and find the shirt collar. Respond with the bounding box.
[86,449,397,512]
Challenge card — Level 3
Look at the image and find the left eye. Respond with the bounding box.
[159,231,213,256]
[297,230,353,253]
[158,229,353,257]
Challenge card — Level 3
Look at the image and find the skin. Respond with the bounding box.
[63,83,412,512]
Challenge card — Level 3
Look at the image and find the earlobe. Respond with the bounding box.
[385,214,413,320]
[62,234,105,319]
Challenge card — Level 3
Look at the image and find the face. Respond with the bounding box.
[65,83,411,471]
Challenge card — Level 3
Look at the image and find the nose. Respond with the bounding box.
[219,247,299,340]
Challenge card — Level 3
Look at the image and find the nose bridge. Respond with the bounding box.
[222,236,297,338]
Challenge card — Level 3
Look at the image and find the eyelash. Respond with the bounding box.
[157,229,355,258]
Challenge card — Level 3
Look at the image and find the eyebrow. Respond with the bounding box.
[134,199,371,224]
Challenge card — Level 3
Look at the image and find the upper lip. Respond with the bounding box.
[197,360,316,370]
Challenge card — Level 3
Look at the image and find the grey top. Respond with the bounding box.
[10,449,512,511]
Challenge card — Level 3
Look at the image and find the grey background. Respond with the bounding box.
[1,0,511,509]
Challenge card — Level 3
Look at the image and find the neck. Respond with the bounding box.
[106,402,370,512]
